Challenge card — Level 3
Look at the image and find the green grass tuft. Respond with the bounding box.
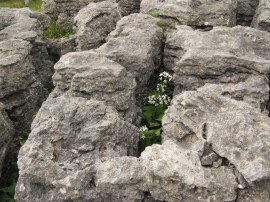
[0,0,42,11]
[156,20,164,28]
[149,11,160,18]
[0,0,25,8]
[44,20,74,39]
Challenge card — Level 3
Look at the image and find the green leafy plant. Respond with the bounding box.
[139,72,173,152]
[44,20,74,39]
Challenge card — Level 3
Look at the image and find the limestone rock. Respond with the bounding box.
[95,14,163,96]
[237,0,259,25]
[42,0,104,29]
[197,75,269,112]
[117,0,140,16]
[165,25,270,110]
[141,0,237,27]
[15,95,138,201]
[96,140,238,201]
[74,1,121,51]
[52,51,138,122]
[162,91,270,185]
[0,39,45,132]
[252,0,270,32]
[46,37,76,59]
[0,103,14,177]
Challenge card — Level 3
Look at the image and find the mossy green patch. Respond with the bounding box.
[44,20,74,39]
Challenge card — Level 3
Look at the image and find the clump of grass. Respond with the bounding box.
[156,20,164,27]
[0,0,25,8]
[44,20,74,39]
[149,11,161,18]
[0,0,42,11]
[27,0,42,11]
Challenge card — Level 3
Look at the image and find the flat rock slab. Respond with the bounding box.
[163,90,270,184]
[96,140,238,201]
[165,25,270,109]
[141,0,237,27]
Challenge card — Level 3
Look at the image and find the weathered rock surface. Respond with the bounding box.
[96,140,238,201]
[15,95,138,201]
[165,25,270,110]
[237,0,259,25]
[252,0,270,32]
[74,1,121,51]
[0,103,14,177]
[52,51,138,122]
[95,14,163,97]
[117,0,140,16]
[163,90,270,185]
[0,8,53,132]
[141,0,237,27]
[42,0,104,28]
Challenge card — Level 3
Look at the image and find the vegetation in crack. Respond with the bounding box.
[138,72,173,153]
[0,132,27,202]
[0,0,42,11]
[44,19,74,39]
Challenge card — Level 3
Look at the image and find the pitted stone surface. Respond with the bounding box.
[15,95,138,201]
[74,1,121,51]
[141,0,237,27]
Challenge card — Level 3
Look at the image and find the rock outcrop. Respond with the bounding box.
[252,0,270,32]
[141,0,237,28]
[74,1,121,51]
[95,14,163,97]
[15,95,138,201]
[12,0,270,201]
[0,8,54,179]
[0,8,53,133]
[237,0,259,25]
[165,25,270,112]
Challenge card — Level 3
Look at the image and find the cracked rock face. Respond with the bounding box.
[96,140,238,201]
[237,0,259,25]
[163,90,270,185]
[95,14,163,97]
[252,0,270,32]
[15,95,138,201]
[0,103,14,177]
[52,51,138,122]
[165,25,270,111]
[74,1,121,51]
[141,0,237,27]
[0,8,53,133]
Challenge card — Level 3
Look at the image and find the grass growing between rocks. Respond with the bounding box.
[138,72,173,152]
[44,20,74,39]
[0,0,42,11]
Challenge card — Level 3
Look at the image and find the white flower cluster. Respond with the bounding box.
[139,125,148,132]
[156,83,166,93]
[159,72,172,83]
[139,126,148,139]
[148,94,171,106]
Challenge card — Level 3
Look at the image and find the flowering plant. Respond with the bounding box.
[139,71,173,152]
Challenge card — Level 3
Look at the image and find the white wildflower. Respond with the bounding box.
[139,125,148,132]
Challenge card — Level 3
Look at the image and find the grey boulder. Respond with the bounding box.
[252,0,270,32]
[15,95,138,201]
[162,90,270,185]
[52,51,138,122]
[165,25,270,111]
[95,14,163,96]
[141,0,237,27]
[74,1,121,51]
